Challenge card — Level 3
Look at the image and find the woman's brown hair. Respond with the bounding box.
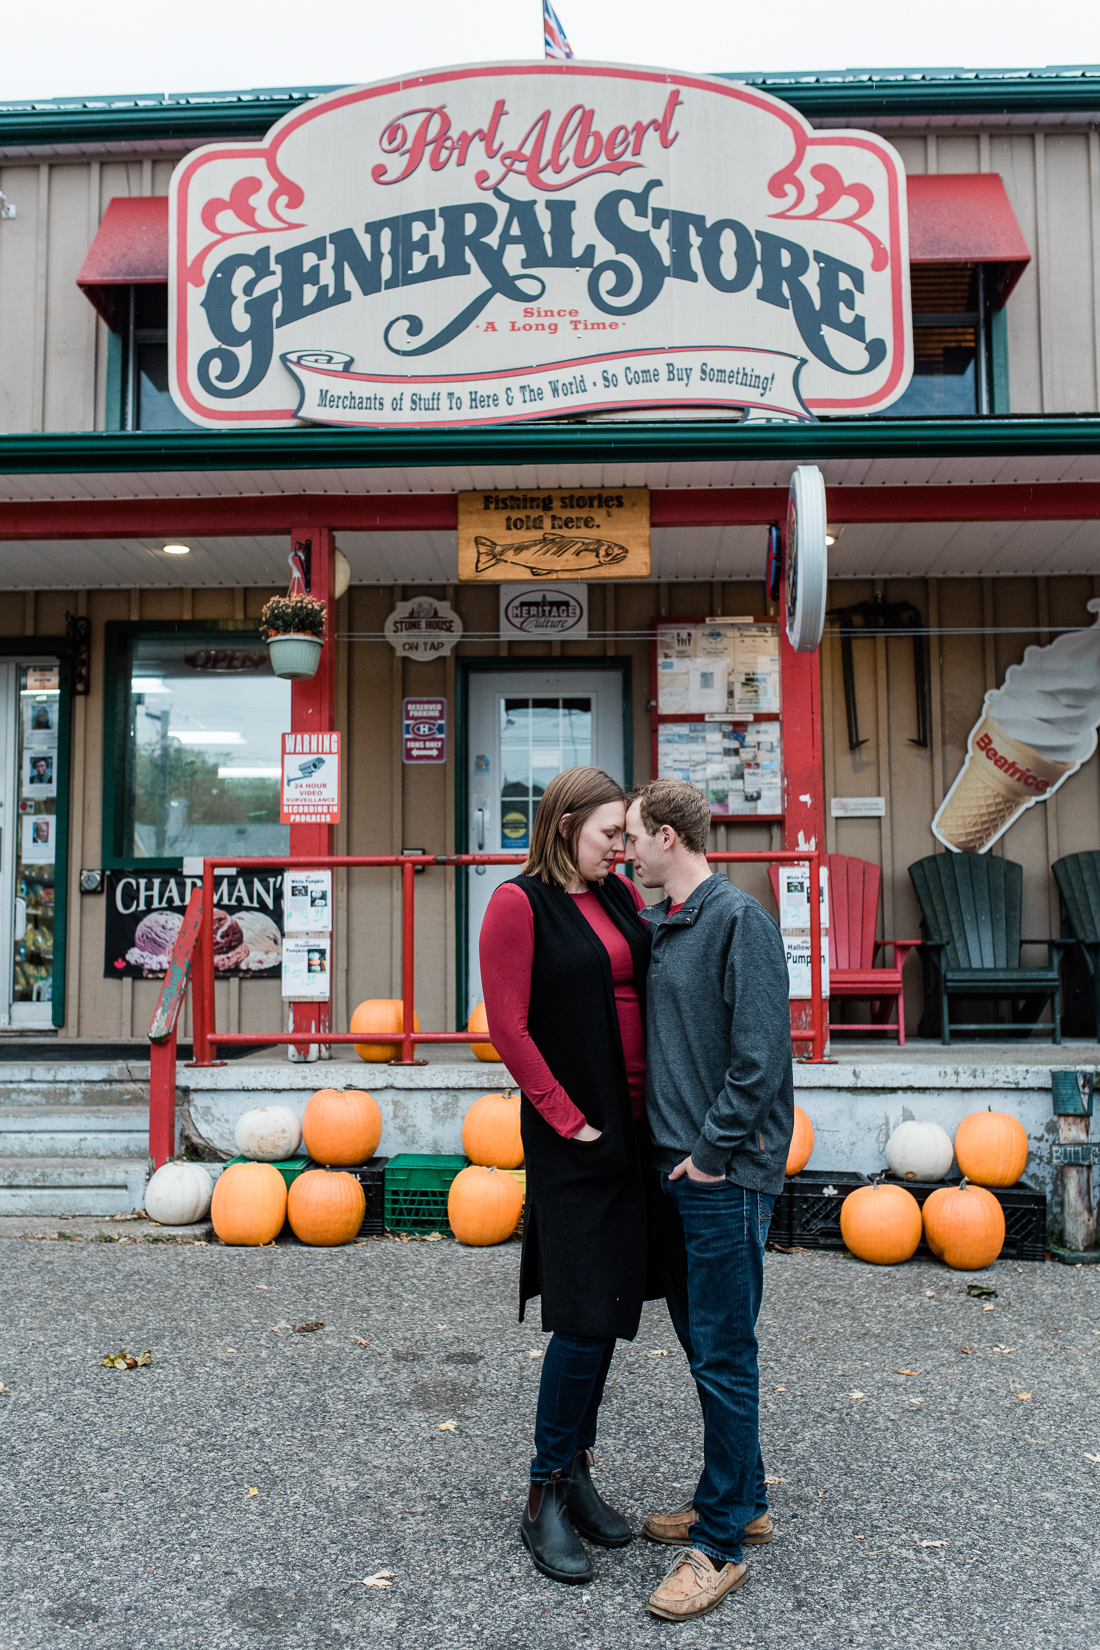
[523,766,626,887]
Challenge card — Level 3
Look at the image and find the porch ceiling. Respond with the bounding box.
[2,518,1097,589]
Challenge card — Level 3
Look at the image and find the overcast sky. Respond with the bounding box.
[2,0,1098,103]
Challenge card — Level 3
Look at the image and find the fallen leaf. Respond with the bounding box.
[292,1322,324,1334]
[920,1540,945,1548]
[247,1487,258,1497]
[774,1386,787,1392]
[438,1420,458,1431]
[528,1349,542,1359]
[1084,1453,1100,1463]
[982,1305,995,1313]
[848,1391,865,1400]
[0,1383,6,1394]
[895,1369,921,1376]
[993,1346,1018,1355]
[764,1475,784,1485]
[135,1349,152,1367]
[960,1346,976,1356]
[423,1233,443,1242]
[909,1398,923,1406]
[361,1572,396,1588]
[650,1350,669,1357]
[967,1284,997,1299]
[355,1338,371,1347]
[924,1291,936,1299]
[225,1347,237,1354]
[1017,1392,1032,1401]
[100,1350,151,1370]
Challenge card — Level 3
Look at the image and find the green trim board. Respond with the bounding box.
[3,68,1100,144]
[4,416,1100,479]
[453,655,633,1028]
[990,308,1011,415]
[100,618,267,872]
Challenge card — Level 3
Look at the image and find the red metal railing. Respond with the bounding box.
[148,850,825,1167]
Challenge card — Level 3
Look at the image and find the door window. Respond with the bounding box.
[14,666,59,1009]
[500,696,592,850]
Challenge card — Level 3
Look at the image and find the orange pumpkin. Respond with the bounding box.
[350,998,420,1062]
[785,1105,815,1176]
[839,1180,923,1266]
[210,1161,287,1246]
[462,1091,523,1169]
[467,1000,501,1062]
[447,1164,524,1246]
[301,1088,383,1166]
[287,1168,366,1246]
[922,1179,1005,1270]
[953,1108,1028,1187]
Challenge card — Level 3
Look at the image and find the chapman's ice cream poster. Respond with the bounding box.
[104,871,284,979]
[933,599,1100,854]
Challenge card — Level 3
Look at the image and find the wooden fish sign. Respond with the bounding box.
[458,488,649,581]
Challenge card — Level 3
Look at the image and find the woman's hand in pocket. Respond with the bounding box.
[572,1123,603,1142]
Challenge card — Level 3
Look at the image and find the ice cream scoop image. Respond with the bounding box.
[236,911,282,971]
[125,910,184,975]
[933,600,1100,854]
[211,908,249,973]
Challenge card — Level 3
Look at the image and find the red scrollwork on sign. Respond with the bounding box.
[767,152,888,272]
[185,169,306,287]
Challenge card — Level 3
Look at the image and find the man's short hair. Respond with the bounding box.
[632,779,711,854]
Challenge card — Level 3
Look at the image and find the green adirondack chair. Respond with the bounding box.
[908,854,1066,1044]
[1052,851,1100,1041]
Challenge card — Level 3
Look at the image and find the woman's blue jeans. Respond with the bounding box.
[531,1333,616,1481]
[654,1172,775,1567]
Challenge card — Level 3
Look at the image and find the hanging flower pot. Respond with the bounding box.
[267,633,323,680]
[259,594,326,680]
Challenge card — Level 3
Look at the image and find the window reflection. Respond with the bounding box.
[499,696,592,850]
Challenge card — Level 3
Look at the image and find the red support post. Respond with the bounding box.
[780,584,829,1062]
[400,858,417,1062]
[187,858,219,1066]
[288,524,336,1058]
[148,1030,177,1169]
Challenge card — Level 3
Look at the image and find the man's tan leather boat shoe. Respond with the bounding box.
[646,1548,749,1621]
[641,1501,773,1547]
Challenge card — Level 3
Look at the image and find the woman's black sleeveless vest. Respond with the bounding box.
[512,871,651,1341]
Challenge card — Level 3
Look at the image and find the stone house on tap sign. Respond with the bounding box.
[0,60,1097,1214]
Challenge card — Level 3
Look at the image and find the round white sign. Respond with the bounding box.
[785,465,828,653]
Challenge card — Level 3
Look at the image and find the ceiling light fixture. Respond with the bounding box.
[163,543,191,555]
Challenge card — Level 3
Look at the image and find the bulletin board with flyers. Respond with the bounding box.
[651,617,783,819]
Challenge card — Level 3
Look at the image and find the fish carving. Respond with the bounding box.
[474,533,629,577]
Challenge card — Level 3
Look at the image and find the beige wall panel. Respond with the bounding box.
[1041,136,1096,412]
[43,165,98,433]
[98,160,146,208]
[0,165,43,431]
[991,134,1042,414]
[936,136,981,174]
[152,161,175,195]
[343,586,400,1020]
[891,137,926,174]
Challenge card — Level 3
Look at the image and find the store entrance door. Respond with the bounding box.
[464,668,626,1020]
[0,661,61,1028]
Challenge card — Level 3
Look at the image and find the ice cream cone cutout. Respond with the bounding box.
[934,599,1100,854]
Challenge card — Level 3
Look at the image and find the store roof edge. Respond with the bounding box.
[4,67,1100,144]
[2,417,1100,477]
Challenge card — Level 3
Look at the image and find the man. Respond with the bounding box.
[623,778,794,1623]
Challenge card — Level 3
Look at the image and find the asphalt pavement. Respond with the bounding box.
[0,1231,1097,1649]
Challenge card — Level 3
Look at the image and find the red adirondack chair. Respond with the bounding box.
[768,853,919,1045]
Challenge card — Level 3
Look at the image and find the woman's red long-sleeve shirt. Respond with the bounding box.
[479,876,648,1139]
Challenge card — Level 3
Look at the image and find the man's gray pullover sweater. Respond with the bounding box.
[640,873,794,1193]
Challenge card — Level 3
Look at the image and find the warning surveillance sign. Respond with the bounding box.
[281,732,341,824]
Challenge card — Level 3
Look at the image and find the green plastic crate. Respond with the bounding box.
[384,1153,467,1234]
[224,1155,312,1190]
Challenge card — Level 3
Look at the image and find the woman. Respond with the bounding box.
[479,766,652,1586]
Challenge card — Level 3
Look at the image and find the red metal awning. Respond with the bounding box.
[76,196,169,328]
[906,173,1031,306]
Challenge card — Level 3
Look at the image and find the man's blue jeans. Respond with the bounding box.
[655,1172,775,1567]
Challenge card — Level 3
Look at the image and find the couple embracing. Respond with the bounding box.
[479,766,794,1622]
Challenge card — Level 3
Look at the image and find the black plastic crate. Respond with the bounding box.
[784,1169,871,1251]
[884,1175,1046,1263]
[345,1157,389,1237]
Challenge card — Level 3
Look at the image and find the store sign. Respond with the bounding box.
[403,697,447,763]
[281,732,341,824]
[169,62,911,430]
[384,598,463,658]
[785,465,828,653]
[104,870,284,980]
[500,583,588,638]
[459,487,648,581]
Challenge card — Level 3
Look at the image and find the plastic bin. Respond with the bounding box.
[783,1169,871,1251]
[344,1157,389,1237]
[384,1153,468,1234]
[884,1175,1046,1262]
[223,1154,312,1190]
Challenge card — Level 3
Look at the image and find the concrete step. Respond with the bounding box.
[0,1065,149,1108]
[0,1157,149,1216]
[0,1107,150,1159]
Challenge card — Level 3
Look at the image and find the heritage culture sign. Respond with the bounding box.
[169,62,912,429]
[458,487,649,580]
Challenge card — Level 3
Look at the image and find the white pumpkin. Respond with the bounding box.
[144,1162,214,1225]
[234,1105,302,1161]
[885,1119,954,1183]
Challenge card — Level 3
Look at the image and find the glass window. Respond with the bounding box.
[121,635,291,861]
[880,264,986,418]
[499,696,592,850]
[13,666,59,1005]
[119,285,203,430]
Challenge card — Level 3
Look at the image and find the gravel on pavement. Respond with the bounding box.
[0,1232,1098,1649]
